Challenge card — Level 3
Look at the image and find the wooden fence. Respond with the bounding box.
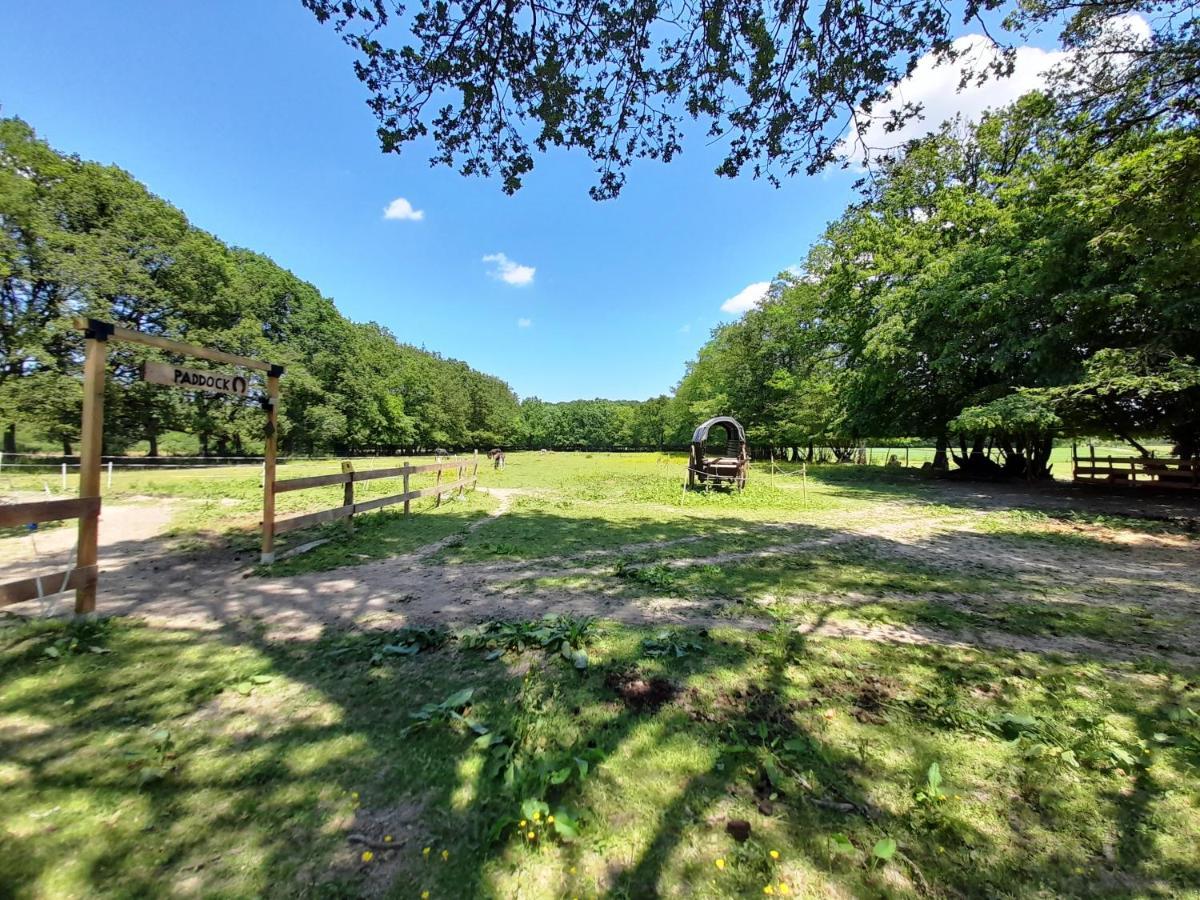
[264,457,479,554]
[1073,453,1199,490]
[0,497,99,608]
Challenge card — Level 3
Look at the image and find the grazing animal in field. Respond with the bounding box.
[487,448,506,469]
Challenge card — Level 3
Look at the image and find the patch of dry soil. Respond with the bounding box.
[7,484,1200,667]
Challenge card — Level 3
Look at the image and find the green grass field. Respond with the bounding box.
[2,452,1199,898]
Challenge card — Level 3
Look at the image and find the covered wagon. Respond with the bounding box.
[688,416,748,490]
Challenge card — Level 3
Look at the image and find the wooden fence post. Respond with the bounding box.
[471,454,479,491]
[260,366,282,565]
[403,465,411,515]
[434,466,443,507]
[75,321,110,616]
[342,460,355,527]
[457,463,466,499]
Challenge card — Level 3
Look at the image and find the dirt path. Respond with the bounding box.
[0,496,178,580]
[7,484,1199,667]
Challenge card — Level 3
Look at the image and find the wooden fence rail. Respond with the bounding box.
[1073,454,1199,490]
[266,457,479,549]
[0,496,101,607]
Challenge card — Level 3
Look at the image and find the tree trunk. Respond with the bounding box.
[1117,431,1153,457]
[3,423,15,453]
[61,436,72,456]
[148,432,159,457]
[932,434,949,470]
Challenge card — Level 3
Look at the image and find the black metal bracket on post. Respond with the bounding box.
[268,364,285,378]
[84,318,115,341]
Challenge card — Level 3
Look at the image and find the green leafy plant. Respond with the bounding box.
[991,708,1141,774]
[370,625,451,662]
[829,832,858,862]
[402,687,485,736]
[460,620,545,655]
[641,629,706,658]
[232,674,273,696]
[461,615,596,668]
[914,761,945,806]
[39,619,114,660]
[613,559,679,591]
[124,727,177,787]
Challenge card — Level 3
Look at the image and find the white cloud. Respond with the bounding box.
[483,252,536,286]
[839,34,1067,159]
[720,282,770,314]
[383,197,425,221]
[517,317,532,328]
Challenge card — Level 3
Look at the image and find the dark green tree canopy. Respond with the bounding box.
[0,116,524,456]
[303,0,1196,198]
[673,88,1200,469]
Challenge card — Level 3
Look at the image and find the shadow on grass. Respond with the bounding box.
[4,484,1200,896]
[4,608,1200,898]
[797,464,1200,527]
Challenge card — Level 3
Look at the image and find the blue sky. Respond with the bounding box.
[0,2,1060,401]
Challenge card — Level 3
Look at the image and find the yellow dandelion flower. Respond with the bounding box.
[384,835,393,843]
[769,850,780,860]
[532,811,541,821]
[421,893,430,900]
[547,815,555,824]
[778,884,791,895]
[527,831,537,840]
[351,792,359,800]
[441,850,449,862]
[714,858,726,871]
[361,851,374,863]
[422,847,431,858]
[519,820,527,828]
[764,887,775,896]
[569,867,576,875]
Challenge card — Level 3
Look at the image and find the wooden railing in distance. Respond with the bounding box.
[0,497,100,607]
[1073,455,1199,490]
[270,458,479,537]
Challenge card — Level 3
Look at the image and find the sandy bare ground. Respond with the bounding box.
[5,485,1200,666]
[0,493,177,581]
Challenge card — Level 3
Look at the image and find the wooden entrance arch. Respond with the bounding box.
[69,318,281,614]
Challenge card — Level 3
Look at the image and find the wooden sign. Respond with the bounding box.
[142,360,250,397]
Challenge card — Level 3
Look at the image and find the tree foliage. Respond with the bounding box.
[676,91,1200,470]
[303,0,1198,198]
[0,117,522,456]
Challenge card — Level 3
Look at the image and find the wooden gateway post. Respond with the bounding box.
[72,319,282,613]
